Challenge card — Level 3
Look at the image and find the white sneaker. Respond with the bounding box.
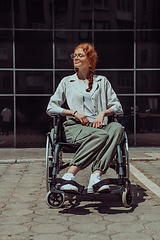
[60,173,78,193]
[62,173,75,181]
[87,173,110,193]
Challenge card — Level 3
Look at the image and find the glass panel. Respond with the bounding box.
[119,96,134,146]
[55,31,92,69]
[15,31,52,69]
[136,96,160,147]
[136,31,160,68]
[136,0,160,29]
[0,71,13,93]
[0,0,12,28]
[16,71,53,94]
[97,70,134,94]
[94,0,134,29]
[0,97,14,147]
[14,0,52,29]
[0,30,13,68]
[137,71,160,94]
[16,96,52,147]
[54,0,92,29]
[95,31,134,68]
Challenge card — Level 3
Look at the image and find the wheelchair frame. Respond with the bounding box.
[45,115,133,209]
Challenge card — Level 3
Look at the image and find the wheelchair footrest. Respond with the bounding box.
[56,178,85,194]
[93,178,124,193]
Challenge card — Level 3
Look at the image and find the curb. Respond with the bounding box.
[0,159,45,164]
[0,158,71,164]
[130,157,160,161]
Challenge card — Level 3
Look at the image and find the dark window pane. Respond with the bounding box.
[81,0,91,7]
[136,96,160,146]
[137,31,160,68]
[95,31,134,68]
[16,96,52,148]
[116,0,121,11]
[0,71,13,93]
[136,0,160,29]
[0,31,13,68]
[55,0,92,29]
[137,71,160,94]
[0,0,12,28]
[0,0,11,12]
[16,71,53,94]
[15,31,52,69]
[0,97,14,147]
[14,0,52,29]
[142,0,148,12]
[96,71,134,94]
[54,0,68,13]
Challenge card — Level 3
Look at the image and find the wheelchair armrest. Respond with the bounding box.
[113,113,124,123]
[52,114,61,143]
[108,113,124,124]
[51,114,66,144]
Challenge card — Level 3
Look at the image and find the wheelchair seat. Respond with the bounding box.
[45,114,133,209]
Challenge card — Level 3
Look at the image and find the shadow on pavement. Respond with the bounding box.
[57,184,147,215]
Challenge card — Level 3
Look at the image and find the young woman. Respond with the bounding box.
[47,43,124,193]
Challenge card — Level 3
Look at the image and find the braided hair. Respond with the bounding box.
[74,43,98,92]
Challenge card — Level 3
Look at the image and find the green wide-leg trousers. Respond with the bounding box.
[63,119,124,174]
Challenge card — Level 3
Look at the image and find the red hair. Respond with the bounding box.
[74,43,98,92]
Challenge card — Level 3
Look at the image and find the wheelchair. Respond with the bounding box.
[45,114,133,209]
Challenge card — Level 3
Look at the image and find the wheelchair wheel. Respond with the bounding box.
[123,132,130,179]
[122,179,133,208]
[46,191,65,209]
[45,134,53,192]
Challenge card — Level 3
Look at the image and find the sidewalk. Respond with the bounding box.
[0,148,160,240]
[0,147,160,163]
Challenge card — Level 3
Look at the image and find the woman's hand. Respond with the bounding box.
[74,112,90,125]
[92,111,105,128]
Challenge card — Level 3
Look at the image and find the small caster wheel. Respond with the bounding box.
[46,191,65,208]
[122,188,133,208]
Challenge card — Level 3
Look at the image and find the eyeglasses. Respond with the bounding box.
[70,53,85,59]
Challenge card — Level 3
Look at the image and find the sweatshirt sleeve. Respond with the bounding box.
[106,78,123,115]
[46,77,66,116]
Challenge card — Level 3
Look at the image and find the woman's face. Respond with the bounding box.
[73,48,89,71]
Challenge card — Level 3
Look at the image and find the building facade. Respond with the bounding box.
[0,0,160,147]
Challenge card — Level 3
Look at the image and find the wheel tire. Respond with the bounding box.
[45,135,53,192]
[122,188,133,208]
[46,191,65,209]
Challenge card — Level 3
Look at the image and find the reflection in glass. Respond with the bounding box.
[136,0,160,29]
[136,96,160,146]
[0,71,13,93]
[54,0,92,29]
[95,31,134,68]
[137,31,160,68]
[0,31,13,68]
[15,31,52,69]
[16,96,52,147]
[0,97,14,147]
[0,0,12,28]
[97,71,134,94]
[95,0,134,29]
[16,71,53,94]
[14,0,52,29]
[137,71,160,94]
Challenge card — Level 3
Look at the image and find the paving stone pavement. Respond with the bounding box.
[0,148,160,239]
